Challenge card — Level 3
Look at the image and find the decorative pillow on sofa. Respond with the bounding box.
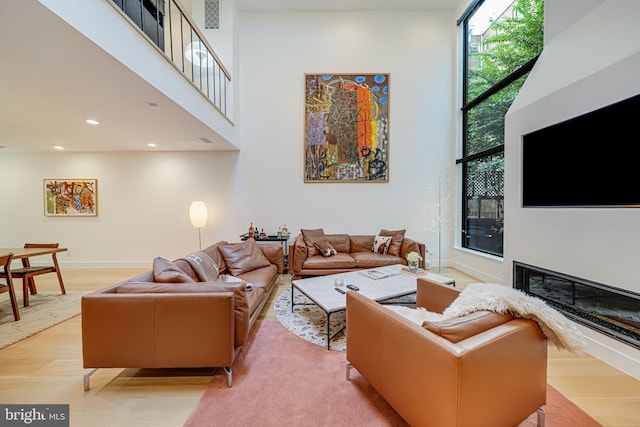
[314,239,337,257]
[152,257,196,283]
[183,251,219,282]
[379,229,406,257]
[372,235,393,255]
[218,239,272,276]
[301,228,325,257]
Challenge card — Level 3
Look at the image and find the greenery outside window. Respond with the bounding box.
[457,0,544,257]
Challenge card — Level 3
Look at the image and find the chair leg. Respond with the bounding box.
[20,258,37,295]
[224,367,232,388]
[22,278,29,307]
[28,277,37,295]
[536,407,545,427]
[52,254,66,295]
[22,275,35,307]
[55,269,66,295]
[84,368,98,391]
[7,279,20,321]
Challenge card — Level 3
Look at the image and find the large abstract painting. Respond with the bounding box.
[44,179,98,216]
[304,73,389,182]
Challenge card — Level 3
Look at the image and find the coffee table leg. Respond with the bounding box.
[326,312,331,350]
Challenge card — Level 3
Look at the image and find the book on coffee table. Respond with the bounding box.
[358,270,390,280]
[401,267,427,275]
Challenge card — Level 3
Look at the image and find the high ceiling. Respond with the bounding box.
[0,0,237,153]
[237,0,460,11]
[0,0,460,153]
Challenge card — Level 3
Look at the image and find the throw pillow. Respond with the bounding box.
[152,257,196,283]
[385,306,443,325]
[183,251,219,281]
[218,239,272,276]
[314,239,337,257]
[372,235,393,255]
[422,310,513,343]
[379,229,406,257]
[301,228,325,257]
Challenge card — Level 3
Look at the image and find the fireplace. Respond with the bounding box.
[514,262,640,350]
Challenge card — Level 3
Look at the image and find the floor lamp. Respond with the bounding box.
[189,201,208,250]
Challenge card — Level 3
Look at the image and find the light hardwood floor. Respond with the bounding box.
[0,268,638,426]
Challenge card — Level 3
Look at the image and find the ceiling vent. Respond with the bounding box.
[199,137,214,144]
[204,0,220,29]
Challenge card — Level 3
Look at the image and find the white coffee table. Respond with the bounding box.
[291,264,454,349]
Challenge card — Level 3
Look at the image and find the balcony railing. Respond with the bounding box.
[109,0,231,119]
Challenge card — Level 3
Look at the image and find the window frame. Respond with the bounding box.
[457,0,541,257]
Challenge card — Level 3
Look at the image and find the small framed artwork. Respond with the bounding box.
[304,73,390,183]
[44,179,98,216]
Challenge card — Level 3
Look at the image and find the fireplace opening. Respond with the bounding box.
[514,262,640,349]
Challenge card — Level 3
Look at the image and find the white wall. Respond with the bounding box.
[235,10,457,262]
[0,151,240,267]
[505,0,640,378]
[0,8,457,271]
[543,0,604,43]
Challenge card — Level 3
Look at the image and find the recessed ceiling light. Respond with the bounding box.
[147,143,157,148]
[53,145,64,150]
[85,119,100,125]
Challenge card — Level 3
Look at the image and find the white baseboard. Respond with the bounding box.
[37,260,150,269]
[579,324,640,381]
[449,259,502,283]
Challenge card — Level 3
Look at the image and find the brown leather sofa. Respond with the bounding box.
[346,277,548,427]
[81,240,283,390]
[289,229,426,275]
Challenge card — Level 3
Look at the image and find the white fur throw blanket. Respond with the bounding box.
[387,282,587,354]
[443,283,587,354]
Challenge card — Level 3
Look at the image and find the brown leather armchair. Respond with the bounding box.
[346,277,548,427]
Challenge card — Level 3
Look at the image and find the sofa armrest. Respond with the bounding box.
[289,234,307,274]
[82,292,237,369]
[452,320,548,426]
[346,291,461,402]
[114,281,251,346]
[416,277,460,313]
[259,244,285,274]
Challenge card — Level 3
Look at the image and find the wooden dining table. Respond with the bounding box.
[0,246,68,302]
[0,247,68,260]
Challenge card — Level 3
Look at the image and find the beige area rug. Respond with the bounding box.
[0,291,86,349]
[273,288,347,351]
[273,288,415,352]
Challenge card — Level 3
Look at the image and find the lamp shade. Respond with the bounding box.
[185,40,215,68]
[189,201,208,228]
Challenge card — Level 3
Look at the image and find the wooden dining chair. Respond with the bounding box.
[11,243,66,307]
[0,253,20,321]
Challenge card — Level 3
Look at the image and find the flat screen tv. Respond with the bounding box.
[522,92,640,207]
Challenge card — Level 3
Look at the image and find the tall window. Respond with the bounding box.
[458,0,544,256]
